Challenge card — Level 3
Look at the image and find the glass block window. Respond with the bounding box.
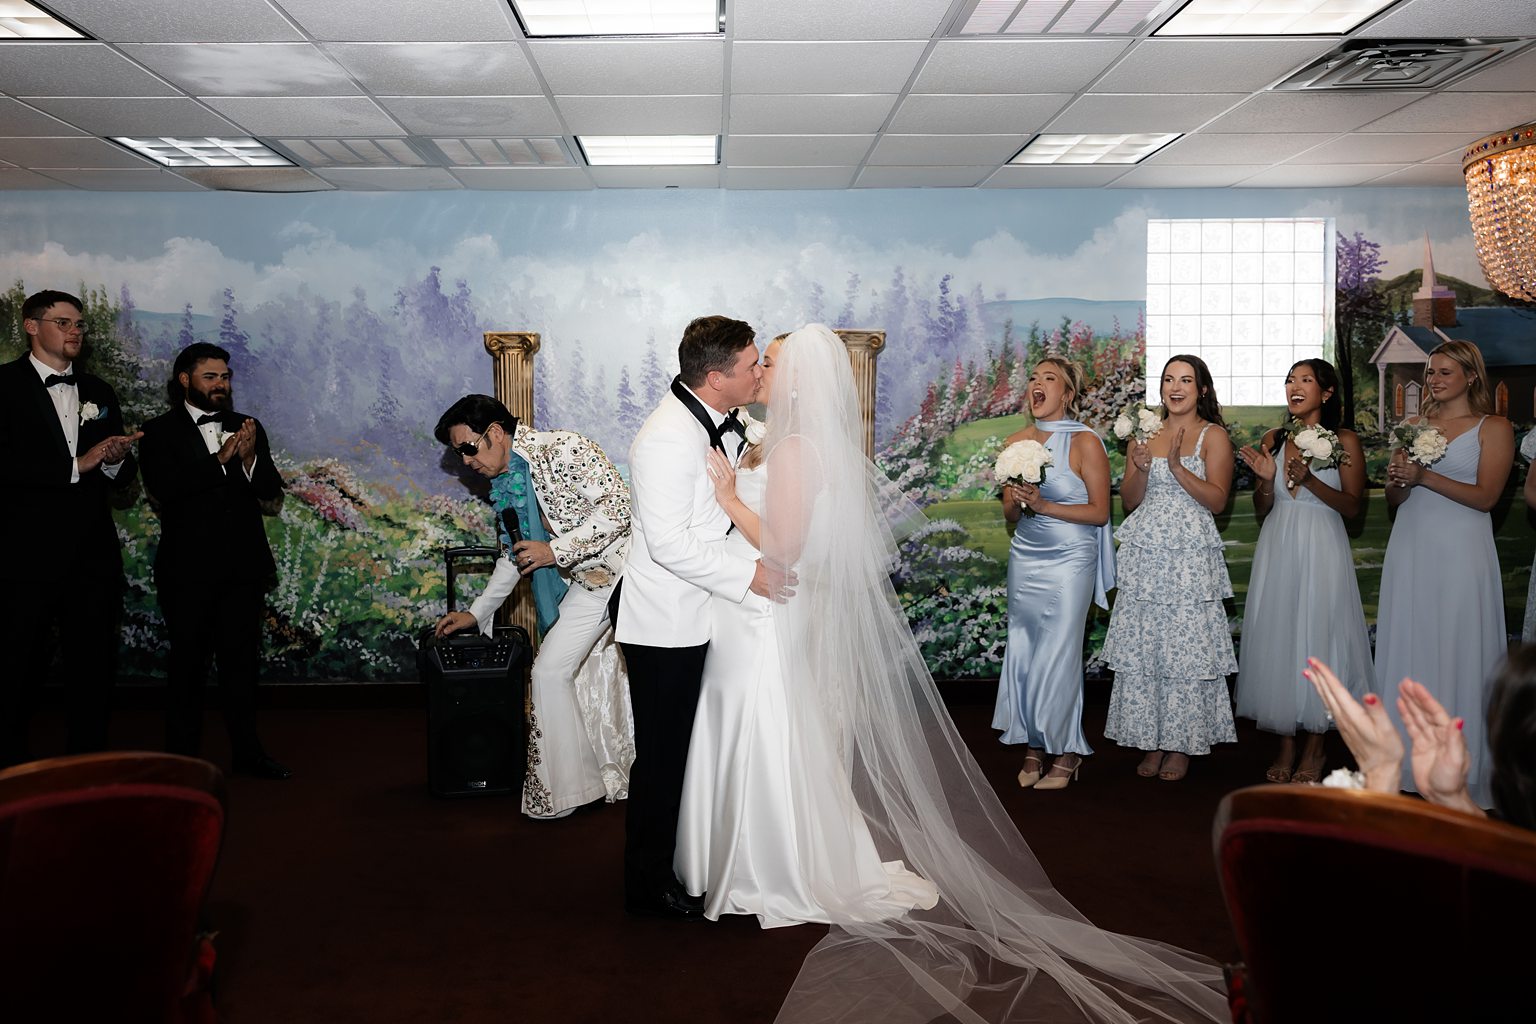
[1145,217,1334,408]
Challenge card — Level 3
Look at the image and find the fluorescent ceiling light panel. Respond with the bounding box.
[1155,0,1394,36]
[277,139,427,167]
[431,138,572,166]
[1012,132,1181,164]
[511,1,720,37]
[959,0,1180,35]
[0,1,84,38]
[577,134,717,165]
[114,137,292,168]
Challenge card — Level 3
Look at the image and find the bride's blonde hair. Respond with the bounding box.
[742,331,791,469]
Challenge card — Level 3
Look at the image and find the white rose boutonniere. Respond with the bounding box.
[217,430,236,447]
[995,439,1053,517]
[740,409,767,447]
[79,401,107,422]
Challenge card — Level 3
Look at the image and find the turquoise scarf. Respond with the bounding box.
[489,455,567,636]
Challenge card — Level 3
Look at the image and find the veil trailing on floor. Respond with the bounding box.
[758,324,1226,1024]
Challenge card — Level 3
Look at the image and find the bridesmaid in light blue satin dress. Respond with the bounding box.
[1376,340,1513,809]
[992,358,1115,791]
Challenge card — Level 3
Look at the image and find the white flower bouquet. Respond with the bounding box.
[995,439,1053,517]
[1287,422,1350,489]
[1391,421,1449,467]
[1112,404,1163,444]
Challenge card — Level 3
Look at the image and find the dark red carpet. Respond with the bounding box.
[29,683,1341,1022]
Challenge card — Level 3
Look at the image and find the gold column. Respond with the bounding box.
[834,329,886,458]
[483,331,541,648]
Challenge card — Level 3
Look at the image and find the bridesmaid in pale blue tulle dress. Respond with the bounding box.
[1101,355,1237,782]
[1235,359,1372,784]
[1376,340,1513,808]
[992,358,1115,792]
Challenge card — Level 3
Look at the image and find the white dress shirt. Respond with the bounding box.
[30,353,123,484]
[186,402,257,480]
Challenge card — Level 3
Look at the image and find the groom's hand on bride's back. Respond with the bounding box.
[750,560,797,603]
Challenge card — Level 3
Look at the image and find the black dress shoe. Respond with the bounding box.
[232,754,292,780]
[625,884,705,921]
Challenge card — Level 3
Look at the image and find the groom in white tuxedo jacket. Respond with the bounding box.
[615,315,787,918]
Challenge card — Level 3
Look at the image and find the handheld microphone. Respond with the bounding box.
[500,506,525,552]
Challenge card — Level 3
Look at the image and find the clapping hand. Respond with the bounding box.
[1237,443,1276,486]
[1304,657,1403,793]
[1284,451,1311,491]
[1128,439,1152,473]
[1397,678,1478,813]
[79,431,143,472]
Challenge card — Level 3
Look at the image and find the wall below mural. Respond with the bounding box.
[1,185,1526,682]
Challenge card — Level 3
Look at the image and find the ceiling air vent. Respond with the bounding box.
[1273,39,1527,91]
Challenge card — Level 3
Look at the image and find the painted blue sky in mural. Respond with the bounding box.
[0,185,1479,493]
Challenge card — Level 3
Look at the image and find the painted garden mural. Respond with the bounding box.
[1,186,1528,682]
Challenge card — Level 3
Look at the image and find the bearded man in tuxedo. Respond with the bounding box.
[0,290,142,767]
[139,342,290,779]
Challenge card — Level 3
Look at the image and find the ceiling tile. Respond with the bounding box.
[867,134,1026,166]
[531,40,723,95]
[1369,164,1471,187]
[0,98,86,137]
[0,44,179,97]
[724,166,859,188]
[982,166,1132,188]
[725,135,875,166]
[855,165,994,187]
[325,43,541,95]
[1363,93,1536,134]
[1447,45,1536,91]
[36,168,206,190]
[1293,132,1486,164]
[1364,0,1536,38]
[312,167,462,190]
[120,43,359,97]
[0,168,73,189]
[173,167,334,191]
[1145,132,1337,165]
[449,167,592,189]
[1089,38,1337,93]
[914,39,1131,94]
[276,0,520,42]
[377,96,562,136]
[22,97,240,137]
[732,41,929,94]
[589,166,721,188]
[1201,91,1427,133]
[200,97,405,136]
[1048,94,1247,133]
[1237,164,1407,187]
[557,95,721,134]
[0,136,151,168]
[888,94,1071,134]
[1106,164,1271,188]
[733,0,955,40]
[41,0,304,42]
[729,94,897,134]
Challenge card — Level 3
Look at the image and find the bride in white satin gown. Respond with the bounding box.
[676,333,938,928]
[675,324,1226,1024]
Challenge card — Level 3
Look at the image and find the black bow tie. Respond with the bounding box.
[196,414,222,426]
[44,374,75,388]
[719,409,746,439]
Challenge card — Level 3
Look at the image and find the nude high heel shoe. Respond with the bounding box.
[1017,752,1046,789]
[1034,754,1081,791]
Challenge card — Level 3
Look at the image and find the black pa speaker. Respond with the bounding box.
[421,625,530,798]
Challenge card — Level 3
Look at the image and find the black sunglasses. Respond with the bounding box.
[453,426,492,458]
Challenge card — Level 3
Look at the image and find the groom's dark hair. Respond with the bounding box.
[434,394,516,446]
[678,316,755,387]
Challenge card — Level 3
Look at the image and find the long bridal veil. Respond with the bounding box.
[759,324,1226,1024]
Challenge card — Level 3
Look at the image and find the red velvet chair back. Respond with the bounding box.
[1214,785,1536,1023]
[0,752,226,1023]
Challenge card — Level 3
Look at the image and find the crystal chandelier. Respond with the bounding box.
[1463,123,1536,302]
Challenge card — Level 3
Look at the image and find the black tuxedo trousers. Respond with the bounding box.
[618,641,708,899]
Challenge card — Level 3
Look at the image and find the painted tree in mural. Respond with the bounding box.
[1335,230,1389,428]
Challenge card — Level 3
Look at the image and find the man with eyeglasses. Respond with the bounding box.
[0,289,143,767]
[138,342,291,780]
[432,394,633,820]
